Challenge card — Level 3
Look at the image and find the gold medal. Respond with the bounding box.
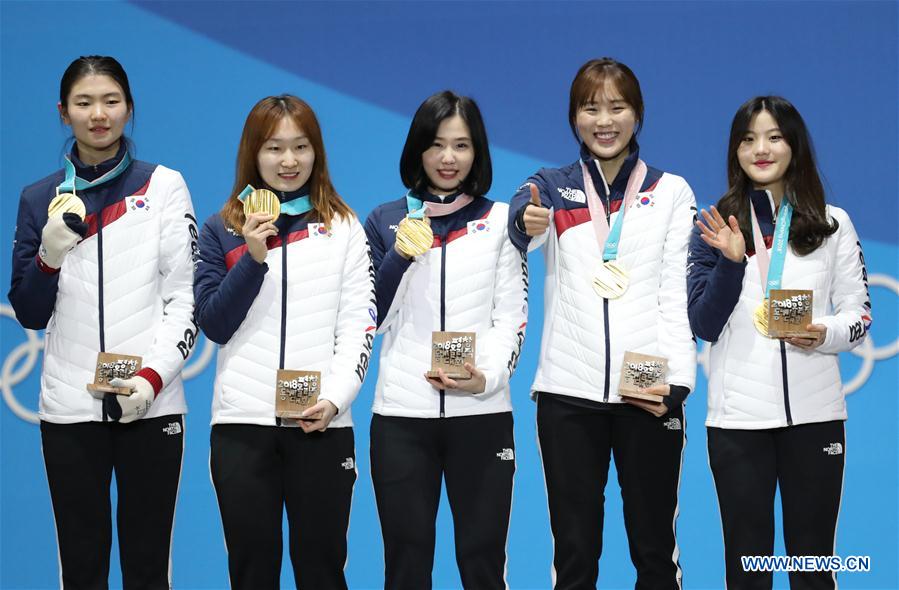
[395,216,434,258]
[48,192,86,220]
[753,300,770,336]
[592,261,629,299]
[242,188,280,222]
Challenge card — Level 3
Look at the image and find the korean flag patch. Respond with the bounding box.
[309,223,331,238]
[467,219,490,234]
[128,195,150,212]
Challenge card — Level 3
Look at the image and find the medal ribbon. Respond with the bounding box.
[57,151,132,194]
[580,158,647,261]
[238,184,313,216]
[405,191,474,219]
[749,195,793,297]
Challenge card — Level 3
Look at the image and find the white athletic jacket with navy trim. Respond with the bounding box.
[364,193,528,418]
[9,147,199,424]
[507,146,697,403]
[687,190,872,429]
[194,199,375,428]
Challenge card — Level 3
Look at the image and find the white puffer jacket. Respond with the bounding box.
[364,195,528,418]
[687,191,872,429]
[195,212,375,428]
[507,152,697,403]
[10,159,198,424]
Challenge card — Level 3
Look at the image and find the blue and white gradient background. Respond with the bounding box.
[1,2,896,588]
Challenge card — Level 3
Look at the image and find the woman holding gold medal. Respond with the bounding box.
[8,56,197,588]
[194,95,374,588]
[688,96,872,589]
[363,91,528,589]
[507,58,697,588]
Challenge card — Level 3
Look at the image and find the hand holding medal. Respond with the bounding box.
[240,186,280,263]
[395,215,434,259]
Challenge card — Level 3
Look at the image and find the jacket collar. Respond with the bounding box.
[581,139,640,201]
[70,141,128,183]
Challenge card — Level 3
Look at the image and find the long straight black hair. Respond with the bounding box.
[716,96,837,256]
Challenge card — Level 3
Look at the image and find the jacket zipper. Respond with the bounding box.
[277,228,288,426]
[439,235,447,418]
[602,298,611,401]
[779,341,793,425]
[97,207,108,421]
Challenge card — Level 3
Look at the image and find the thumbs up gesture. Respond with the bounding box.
[523,184,551,237]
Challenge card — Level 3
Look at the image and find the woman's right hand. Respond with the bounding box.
[242,213,278,264]
[523,184,551,237]
[696,206,745,263]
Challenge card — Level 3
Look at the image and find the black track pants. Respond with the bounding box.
[41,415,184,590]
[536,393,686,590]
[210,424,356,590]
[370,412,515,590]
[708,421,845,590]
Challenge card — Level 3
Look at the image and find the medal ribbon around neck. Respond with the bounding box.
[405,191,474,218]
[580,158,648,262]
[238,184,312,216]
[57,151,132,194]
[749,195,794,298]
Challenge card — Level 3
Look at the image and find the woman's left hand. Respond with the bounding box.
[784,323,827,350]
[622,384,670,417]
[298,400,338,433]
[425,363,486,394]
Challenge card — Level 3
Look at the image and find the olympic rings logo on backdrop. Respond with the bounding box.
[2,274,897,424]
[0,305,216,424]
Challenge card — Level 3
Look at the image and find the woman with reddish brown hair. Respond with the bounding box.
[194,94,375,588]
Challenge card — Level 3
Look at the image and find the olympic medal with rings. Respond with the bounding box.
[592,260,629,299]
[395,216,434,258]
[242,188,281,222]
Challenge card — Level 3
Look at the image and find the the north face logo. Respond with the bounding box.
[663,418,682,431]
[162,422,182,436]
[341,457,355,470]
[496,448,514,461]
[823,443,843,456]
[557,187,586,203]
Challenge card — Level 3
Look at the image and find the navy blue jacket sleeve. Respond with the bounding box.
[8,189,60,330]
[193,217,268,344]
[686,225,747,343]
[363,208,411,330]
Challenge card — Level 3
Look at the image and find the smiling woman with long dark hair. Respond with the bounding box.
[688,95,872,589]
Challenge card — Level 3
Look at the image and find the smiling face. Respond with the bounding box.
[737,109,793,199]
[421,114,474,196]
[256,116,315,192]
[575,81,637,162]
[59,74,131,165]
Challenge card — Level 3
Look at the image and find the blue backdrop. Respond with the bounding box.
[1,2,896,589]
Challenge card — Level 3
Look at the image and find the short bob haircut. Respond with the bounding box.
[400,90,492,198]
[221,94,353,232]
[568,58,644,141]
